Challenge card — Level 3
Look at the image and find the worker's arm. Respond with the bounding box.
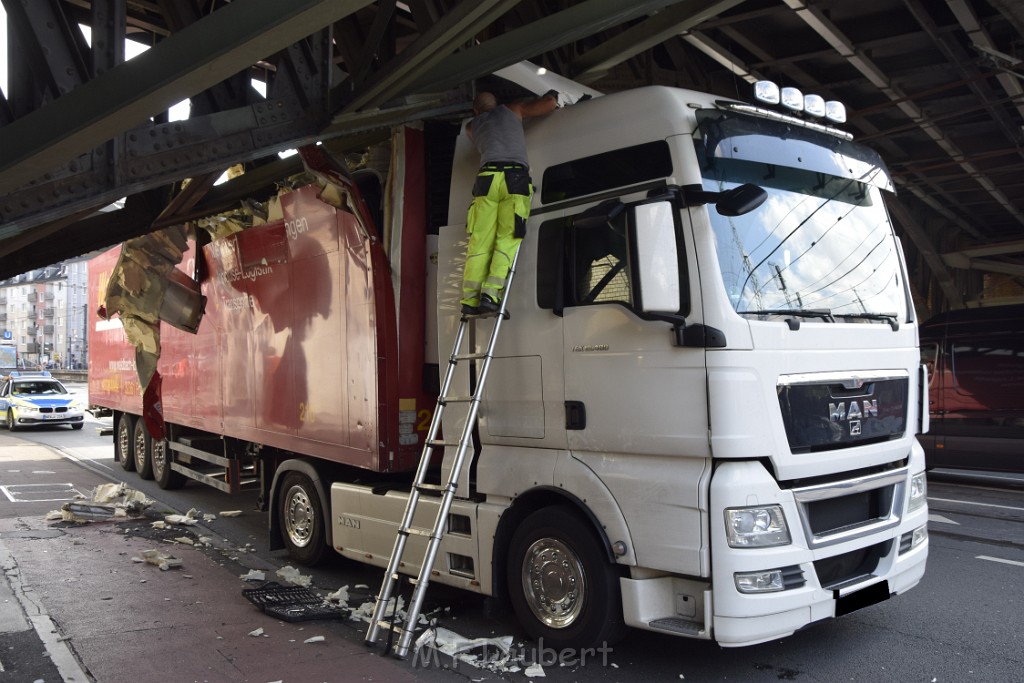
[508,93,558,120]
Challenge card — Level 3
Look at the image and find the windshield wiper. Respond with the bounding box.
[736,308,834,330]
[738,308,834,322]
[835,312,899,330]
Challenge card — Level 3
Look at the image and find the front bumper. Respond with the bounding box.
[14,412,85,426]
[621,452,929,647]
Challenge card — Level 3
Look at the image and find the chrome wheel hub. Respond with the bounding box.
[284,485,313,548]
[521,538,585,629]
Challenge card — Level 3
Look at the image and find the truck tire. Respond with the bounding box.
[132,419,154,480]
[276,471,326,566]
[115,414,136,471]
[152,437,186,490]
[507,504,628,650]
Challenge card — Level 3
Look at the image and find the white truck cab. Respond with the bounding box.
[334,84,929,649]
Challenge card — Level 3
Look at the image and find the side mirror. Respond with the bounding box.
[634,201,680,313]
[717,183,767,217]
[683,183,767,217]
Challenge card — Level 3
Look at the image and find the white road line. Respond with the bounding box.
[976,555,1024,568]
[928,513,960,525]
[928,496,1024,513]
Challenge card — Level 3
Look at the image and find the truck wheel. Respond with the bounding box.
[507,504,628,650]
[277,471,326,566]
[152,437,186,490]
[115,414,135,471]
[6,409,18,432]
[132,419,154,480]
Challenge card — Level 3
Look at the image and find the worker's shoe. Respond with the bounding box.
[477,295,501,315]
[461,303,479,316]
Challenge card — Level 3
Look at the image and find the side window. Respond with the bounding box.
[536,198,686,314]
[573,209,631,306]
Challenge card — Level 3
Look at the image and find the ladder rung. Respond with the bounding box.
[374,619,408,636]
[439,395,474,405]
[453,352,488,361]
[415,482,451,493]
[401,527,434,538]
[426,439,461,448]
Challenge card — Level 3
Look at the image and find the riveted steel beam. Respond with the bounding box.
[410,0,689,94]
[0,0,373,196]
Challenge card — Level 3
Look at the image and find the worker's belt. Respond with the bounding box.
[480,162,527,172]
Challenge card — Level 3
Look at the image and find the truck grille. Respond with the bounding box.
[777,371,908,453]
[791,466,907,549]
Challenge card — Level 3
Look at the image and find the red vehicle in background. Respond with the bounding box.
[919,304,1024,473]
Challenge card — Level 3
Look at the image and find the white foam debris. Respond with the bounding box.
[326,586,350,604]
[276,565,312,587]
[303,636,325,644]
[203,513,217,522]
[248,628,264,637]
[165,509,199,526]
[524,663,546,677]
[174,537,194,545]
[136,549,183,571]
[240,569,266,582]
[220,510,243,517]
[414,626,515,672]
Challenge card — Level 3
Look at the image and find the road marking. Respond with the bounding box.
[0,483,83,503]
[928,496,1024,513]
[928,513,960,525]
[977,555,1024,568]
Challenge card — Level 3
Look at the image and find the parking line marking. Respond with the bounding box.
[976,555,1024,568]
[0,483,83,503]
[928,496,1024,513]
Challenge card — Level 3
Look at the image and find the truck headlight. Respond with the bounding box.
[725,505,791,548]
[907,473,927,513]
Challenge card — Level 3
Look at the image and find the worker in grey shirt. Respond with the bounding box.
[460,90,563,315]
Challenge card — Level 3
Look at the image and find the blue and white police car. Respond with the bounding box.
[0,371,85,431]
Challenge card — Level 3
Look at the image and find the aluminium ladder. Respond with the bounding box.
[365,249,520,659]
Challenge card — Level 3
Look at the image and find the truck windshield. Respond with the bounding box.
[694,109,905,320]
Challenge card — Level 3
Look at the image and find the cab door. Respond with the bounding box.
[555,195,711,576]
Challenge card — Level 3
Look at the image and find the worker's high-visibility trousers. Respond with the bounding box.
[461,165,533,307]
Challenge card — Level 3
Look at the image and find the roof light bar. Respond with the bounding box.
[751,80,847,124]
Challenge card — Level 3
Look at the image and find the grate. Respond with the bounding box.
[242,581,347,623]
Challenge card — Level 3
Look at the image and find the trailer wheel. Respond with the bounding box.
[507,504,628,650]
[115,414,135,471]
[277,471,326,566]
[152,437,186,490]
[132,419,154,480]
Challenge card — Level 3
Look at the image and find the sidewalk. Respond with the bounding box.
[0,431,430,683]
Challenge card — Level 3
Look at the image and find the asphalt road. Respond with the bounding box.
[6,383,1024,682]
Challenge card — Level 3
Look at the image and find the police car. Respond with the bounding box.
[0,371,85,431]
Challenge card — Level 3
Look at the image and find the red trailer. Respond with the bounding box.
[89,141,436,562]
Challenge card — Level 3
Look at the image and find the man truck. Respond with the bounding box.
[89,78,929,649]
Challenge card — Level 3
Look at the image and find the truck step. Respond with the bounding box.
[649,617,705,637]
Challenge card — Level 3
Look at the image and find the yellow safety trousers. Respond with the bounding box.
[461,169,533,307]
